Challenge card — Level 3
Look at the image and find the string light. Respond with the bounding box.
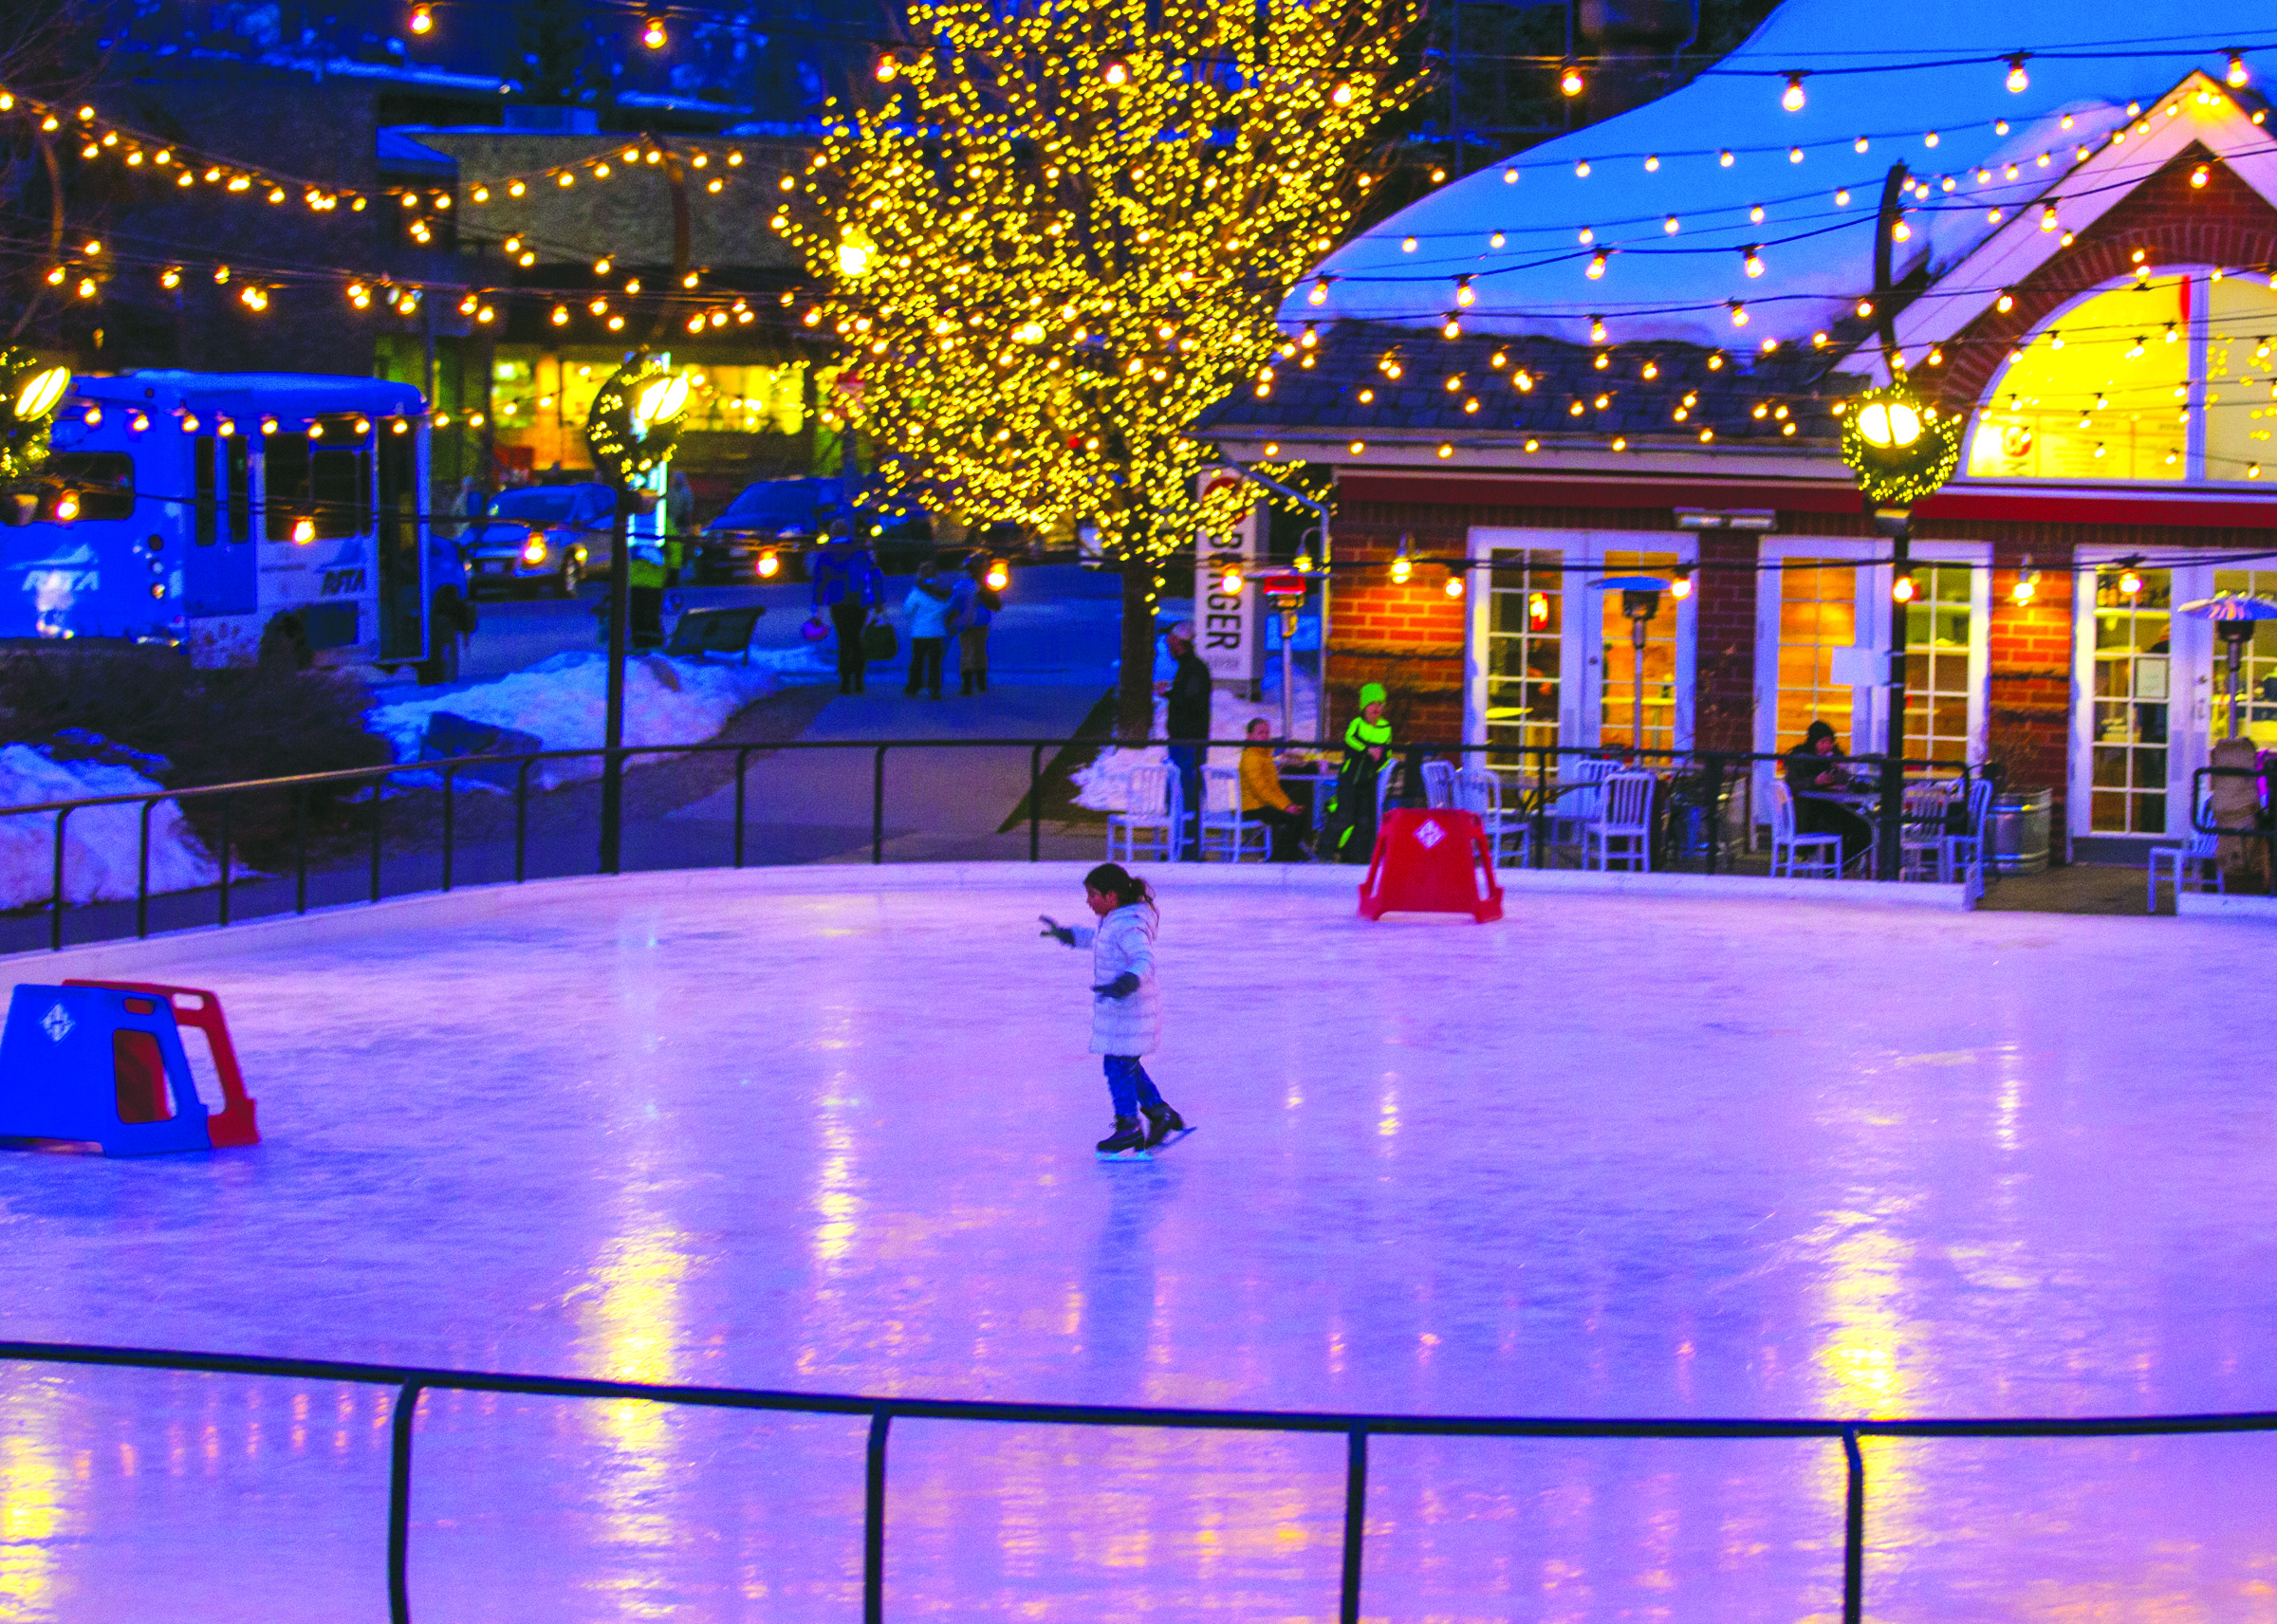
[409,4,433,33]
[2228,51,2249,88]
[640,16,667,48]
[2005,55,2029,93]
[1781,74,1805,112]
[1743,247,1765,278]
[1559,61,1584,97]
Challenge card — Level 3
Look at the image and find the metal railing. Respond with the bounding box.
[0,1338,2271,1624]
[3,737,1983,952]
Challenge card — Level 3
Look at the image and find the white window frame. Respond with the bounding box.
[1465,526,1697,762]
[2067,552,2216,842]
[1752,538,1990,805]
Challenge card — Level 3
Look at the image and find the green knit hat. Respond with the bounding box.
[1358,682,1388,708]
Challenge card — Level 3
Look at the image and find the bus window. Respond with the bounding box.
[46,452,135,521]
[265,437,365,540]
[194,436,216,544]
[227,435,250,541]
[265,434,309,540]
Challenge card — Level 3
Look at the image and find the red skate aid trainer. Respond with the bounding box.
[0,981,259,1155]
[1357,808,1504,923]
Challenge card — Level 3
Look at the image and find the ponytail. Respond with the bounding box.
[1083,861,1156,911]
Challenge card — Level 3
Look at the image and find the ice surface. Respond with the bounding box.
[0,744,216,910]
[2,869,2275,1621]
[1293,0,2274,349]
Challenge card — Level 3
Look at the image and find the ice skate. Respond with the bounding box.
[1096,1116,1151,1160]
[1141,1102,1191,1149]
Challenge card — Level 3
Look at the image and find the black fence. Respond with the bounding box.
[1,1338,2271,1624]
[4,738,1983,952]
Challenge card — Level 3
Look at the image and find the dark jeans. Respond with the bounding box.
[1103,1055,1166,1119]
[1797,796,1873,873]
[629,585,665,649]
[1167,743,1204,859]
[829,599,868,692]
[1250,803,1311,860]
[906,637,945,696]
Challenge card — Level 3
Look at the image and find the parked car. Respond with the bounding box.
[463,483,615,599]
[694,476,841,583]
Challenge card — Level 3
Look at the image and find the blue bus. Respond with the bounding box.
[1,372,472,682]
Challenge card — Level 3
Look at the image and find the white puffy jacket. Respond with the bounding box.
[1067,903,1162,1056]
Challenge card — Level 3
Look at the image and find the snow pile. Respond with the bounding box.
[0,745,218,909]
[367,650,797,789]
[1071,675,1321,813]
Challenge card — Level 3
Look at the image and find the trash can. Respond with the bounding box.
[1990,787,2051,875]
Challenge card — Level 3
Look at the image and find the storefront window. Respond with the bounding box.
[1903,563,1972,766]
[1599,549,1680,754]
[1775,562,1858,752]
[2088,567,2173,834]
[1486,550,1563,763]
[2204,279,2277,482]
[2211,567,2277,747]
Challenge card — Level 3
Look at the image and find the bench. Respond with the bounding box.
[662,604,766,664]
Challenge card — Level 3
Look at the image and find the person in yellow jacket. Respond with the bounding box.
[1322,682,1394,863]
[1238,718,1314,860]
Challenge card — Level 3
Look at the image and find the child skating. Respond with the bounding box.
[1040,862,1191,1160]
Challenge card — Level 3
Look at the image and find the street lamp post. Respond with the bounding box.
[583,352,692,873]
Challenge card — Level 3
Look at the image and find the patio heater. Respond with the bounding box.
[1596,575,1669,753]
[2176,593,2277,738]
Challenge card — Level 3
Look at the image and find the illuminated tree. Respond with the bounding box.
[778,0,1421,733]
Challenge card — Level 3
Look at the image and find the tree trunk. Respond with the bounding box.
[1116,556,1157,743]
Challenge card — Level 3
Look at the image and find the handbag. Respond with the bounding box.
[861,613,898,662]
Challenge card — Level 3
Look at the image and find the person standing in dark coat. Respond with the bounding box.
[1157,620,1212,860]
[809,521,885,694]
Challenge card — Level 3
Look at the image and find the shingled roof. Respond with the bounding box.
[1196,320,1877,452]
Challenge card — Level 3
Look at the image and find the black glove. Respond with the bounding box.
[1092,972,1140,999]
[1038,914,1076,946]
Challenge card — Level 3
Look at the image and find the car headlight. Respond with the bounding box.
[521,536,547,565]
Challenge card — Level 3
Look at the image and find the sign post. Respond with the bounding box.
[1194,471,1261,695]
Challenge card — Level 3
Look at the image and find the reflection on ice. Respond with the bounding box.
[0,872,2273,1619]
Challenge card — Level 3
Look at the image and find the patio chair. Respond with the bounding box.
[1454,766,1531,867]
[1107,763,1184,864]
[1582,769,1656,872]
[1898,781,1955,882]
[1551,756,1620,845]
[1420,759,1459,809]
[2147,830,2223,912]
[1942,778,1995,888]
[1769,781,1841,878]
[1196,766,1270,862]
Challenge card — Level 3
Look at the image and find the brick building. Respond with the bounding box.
[1203,15,2277,864]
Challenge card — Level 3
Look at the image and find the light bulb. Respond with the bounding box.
[2228,52,2249,88]
[1219,566,1244,595]
[2005,56,2028,93]
[1743,249,1765,278]
[758,551,781,579]
[1782,74,1805,112]
[409,4,432,34]
[1893,573,1916,603]
[1559,61,1584,97]
[640,16,666,48]
[1586,252,1606,280]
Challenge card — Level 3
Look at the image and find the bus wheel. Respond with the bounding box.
[257,613,312,672]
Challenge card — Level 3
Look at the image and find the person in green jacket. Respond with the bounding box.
[1324,682,1394,863]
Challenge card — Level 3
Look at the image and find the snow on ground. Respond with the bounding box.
[366,647,820,788]
[1072,672,1321,812]
[0,744,216,910]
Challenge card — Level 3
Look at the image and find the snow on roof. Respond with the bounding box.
[1292,0,2277,354]
[377,128,457,175]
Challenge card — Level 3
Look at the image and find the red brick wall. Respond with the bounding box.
[1986,540,2077,846]
[1693,533,1759,751]
[1325,507,1481,744]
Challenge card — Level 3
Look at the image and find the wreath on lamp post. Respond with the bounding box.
[1840,378,1963,508]
[0,349,70,484]
[584,353,691,486]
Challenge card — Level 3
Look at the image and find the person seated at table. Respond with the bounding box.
[1239,719,1314,860]
[1786,719,1872,874]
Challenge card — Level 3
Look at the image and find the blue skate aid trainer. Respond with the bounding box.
[0,983,237,1156]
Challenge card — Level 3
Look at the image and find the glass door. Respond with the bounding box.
[2210,565,2277,746]
[1480,545,1568,767]
[2084,566,2175,836]
[1593,546,1686,758]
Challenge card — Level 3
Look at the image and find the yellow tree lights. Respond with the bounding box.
[775,0,1419,732]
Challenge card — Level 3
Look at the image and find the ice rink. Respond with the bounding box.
[2,866,2275,1622]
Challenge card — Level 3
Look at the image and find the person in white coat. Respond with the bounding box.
[1040,861,1188,1155]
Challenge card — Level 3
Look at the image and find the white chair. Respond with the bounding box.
[1583,770,1656,872]
[1941,778,1994,888]
[1551,757,1620,845]
[2147,830,2223,912]
[1454,766,1531,866]
[1107,763,1184,864]
[1898,781,1955,882]
[1769,781,1842,878]
[1420,759,1459,809]
[1196,765,1269,862]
